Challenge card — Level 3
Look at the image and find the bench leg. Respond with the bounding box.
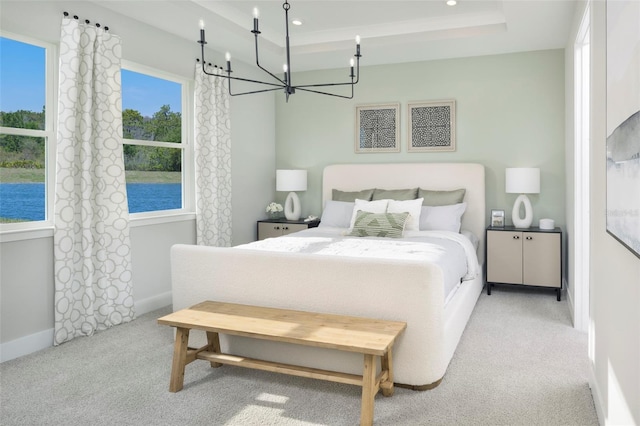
[169,327,190,392]
[360,354,376,426]
[206,331,222,368]
[380,348,395,397]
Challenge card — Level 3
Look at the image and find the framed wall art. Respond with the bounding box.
[606,0,640,258]
[354,103,400,153]
[408,100,456,152]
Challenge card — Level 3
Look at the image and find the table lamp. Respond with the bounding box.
[276,169,307,220]
[506,167,540,228]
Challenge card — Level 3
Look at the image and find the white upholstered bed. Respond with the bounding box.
[171,163,485,389]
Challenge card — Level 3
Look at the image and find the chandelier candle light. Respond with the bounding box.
[197,1,362,101]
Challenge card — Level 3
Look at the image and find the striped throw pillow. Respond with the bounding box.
[348,211,410,238]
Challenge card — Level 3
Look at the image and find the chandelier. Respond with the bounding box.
[198,1,362,102]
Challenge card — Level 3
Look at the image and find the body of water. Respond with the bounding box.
[0,183,181,221]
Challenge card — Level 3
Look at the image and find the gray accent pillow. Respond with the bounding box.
[418,188,466,206]
[318,200,355,228]
[348,211,409,238]
[419,203,467,232]
[371,188,418,201]
[332,188,375,202]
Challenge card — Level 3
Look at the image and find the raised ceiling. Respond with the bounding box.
[97,0,577,72]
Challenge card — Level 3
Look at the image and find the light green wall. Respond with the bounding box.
[275,49,566,229]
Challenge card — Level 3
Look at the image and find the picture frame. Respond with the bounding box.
[408,100,456,152]
[605,0,640,259]
[490,209,505,228]
[355,103,400,153]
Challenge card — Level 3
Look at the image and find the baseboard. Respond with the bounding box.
[1,292,173,363]
[134,291,172,316]
[0,328,54,363]
[566,281,576,327]
[589,363,605,426]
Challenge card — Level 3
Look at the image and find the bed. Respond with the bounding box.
[171,162,485,389]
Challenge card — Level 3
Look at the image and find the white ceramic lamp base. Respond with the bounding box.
[512,194,533,228]
[284,191,301,220]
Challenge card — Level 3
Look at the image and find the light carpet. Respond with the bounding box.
[0,286,598,425]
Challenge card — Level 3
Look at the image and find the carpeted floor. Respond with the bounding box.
[0,286,598,425]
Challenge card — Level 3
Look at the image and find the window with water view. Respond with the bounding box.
[0,36,48,223]
[0,39,186,224]
[122,68,184,214]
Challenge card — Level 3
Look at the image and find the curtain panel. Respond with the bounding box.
[194,63,232,246]
[53,18,135,345]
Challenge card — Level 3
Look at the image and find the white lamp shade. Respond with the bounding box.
[505,168,540,194]
[276,169,307,192]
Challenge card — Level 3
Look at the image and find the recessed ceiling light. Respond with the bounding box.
[447,0,457,5]
[292,19,302,26]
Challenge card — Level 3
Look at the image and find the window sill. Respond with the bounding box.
[0,225,54,243]
[0,212,196,243]
[130,211,196,227]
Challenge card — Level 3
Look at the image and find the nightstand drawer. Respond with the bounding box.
[257,219,320,240]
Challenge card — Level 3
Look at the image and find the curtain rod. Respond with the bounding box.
[196,58,217,69]
[62,11,109,31]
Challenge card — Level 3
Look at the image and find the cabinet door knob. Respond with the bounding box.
[513,235,520,240]
[526,236,533,240]
[283,226,289,230]
[274,226,280,230]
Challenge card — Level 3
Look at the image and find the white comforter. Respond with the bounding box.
[237,227,480,303]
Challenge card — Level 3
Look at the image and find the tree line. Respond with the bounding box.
[0,105,181,172]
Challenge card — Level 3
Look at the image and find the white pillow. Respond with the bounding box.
[319,200,355,228]
[348,199,390,231]
[386,198,424,231]
[419,203,467,232]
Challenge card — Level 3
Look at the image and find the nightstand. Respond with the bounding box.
[486,226,562,301]
[257,218,320,240]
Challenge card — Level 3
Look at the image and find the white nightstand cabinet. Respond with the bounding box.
[257,219,320,241]
[486,226,562,301]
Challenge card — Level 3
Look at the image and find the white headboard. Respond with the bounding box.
[322,163,486,262]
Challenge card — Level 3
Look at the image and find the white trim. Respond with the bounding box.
[0,294,172,363]
[120,60,194,219]
[182,78,195,213]
[134,291,172,316]
[129,211,195,227]
[572,3,590,332]
[0,32,57,232]
[0,214,195,242]
[589,364,605,426]
[0,226,53,243]
[0,328,53,363]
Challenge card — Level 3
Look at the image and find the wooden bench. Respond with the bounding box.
[158,301,407,425]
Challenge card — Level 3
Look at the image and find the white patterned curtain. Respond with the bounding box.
[194,63,232,246]
[53,18,135,345]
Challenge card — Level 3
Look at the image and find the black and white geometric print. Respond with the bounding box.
[358,108,397,149]
[410,105,451,148]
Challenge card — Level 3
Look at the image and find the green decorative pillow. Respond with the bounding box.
[418,188,466,206]
[371,188,418,201]
[348,211,410,238]
[332,188,375,202]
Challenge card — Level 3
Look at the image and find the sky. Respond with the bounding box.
[0,37,45,113]
[0,37,182,118]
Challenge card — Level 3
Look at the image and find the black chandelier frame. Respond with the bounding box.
[198,0,362,101]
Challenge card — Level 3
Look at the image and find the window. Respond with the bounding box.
[0,34,54,227]
[121,64,188,215]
